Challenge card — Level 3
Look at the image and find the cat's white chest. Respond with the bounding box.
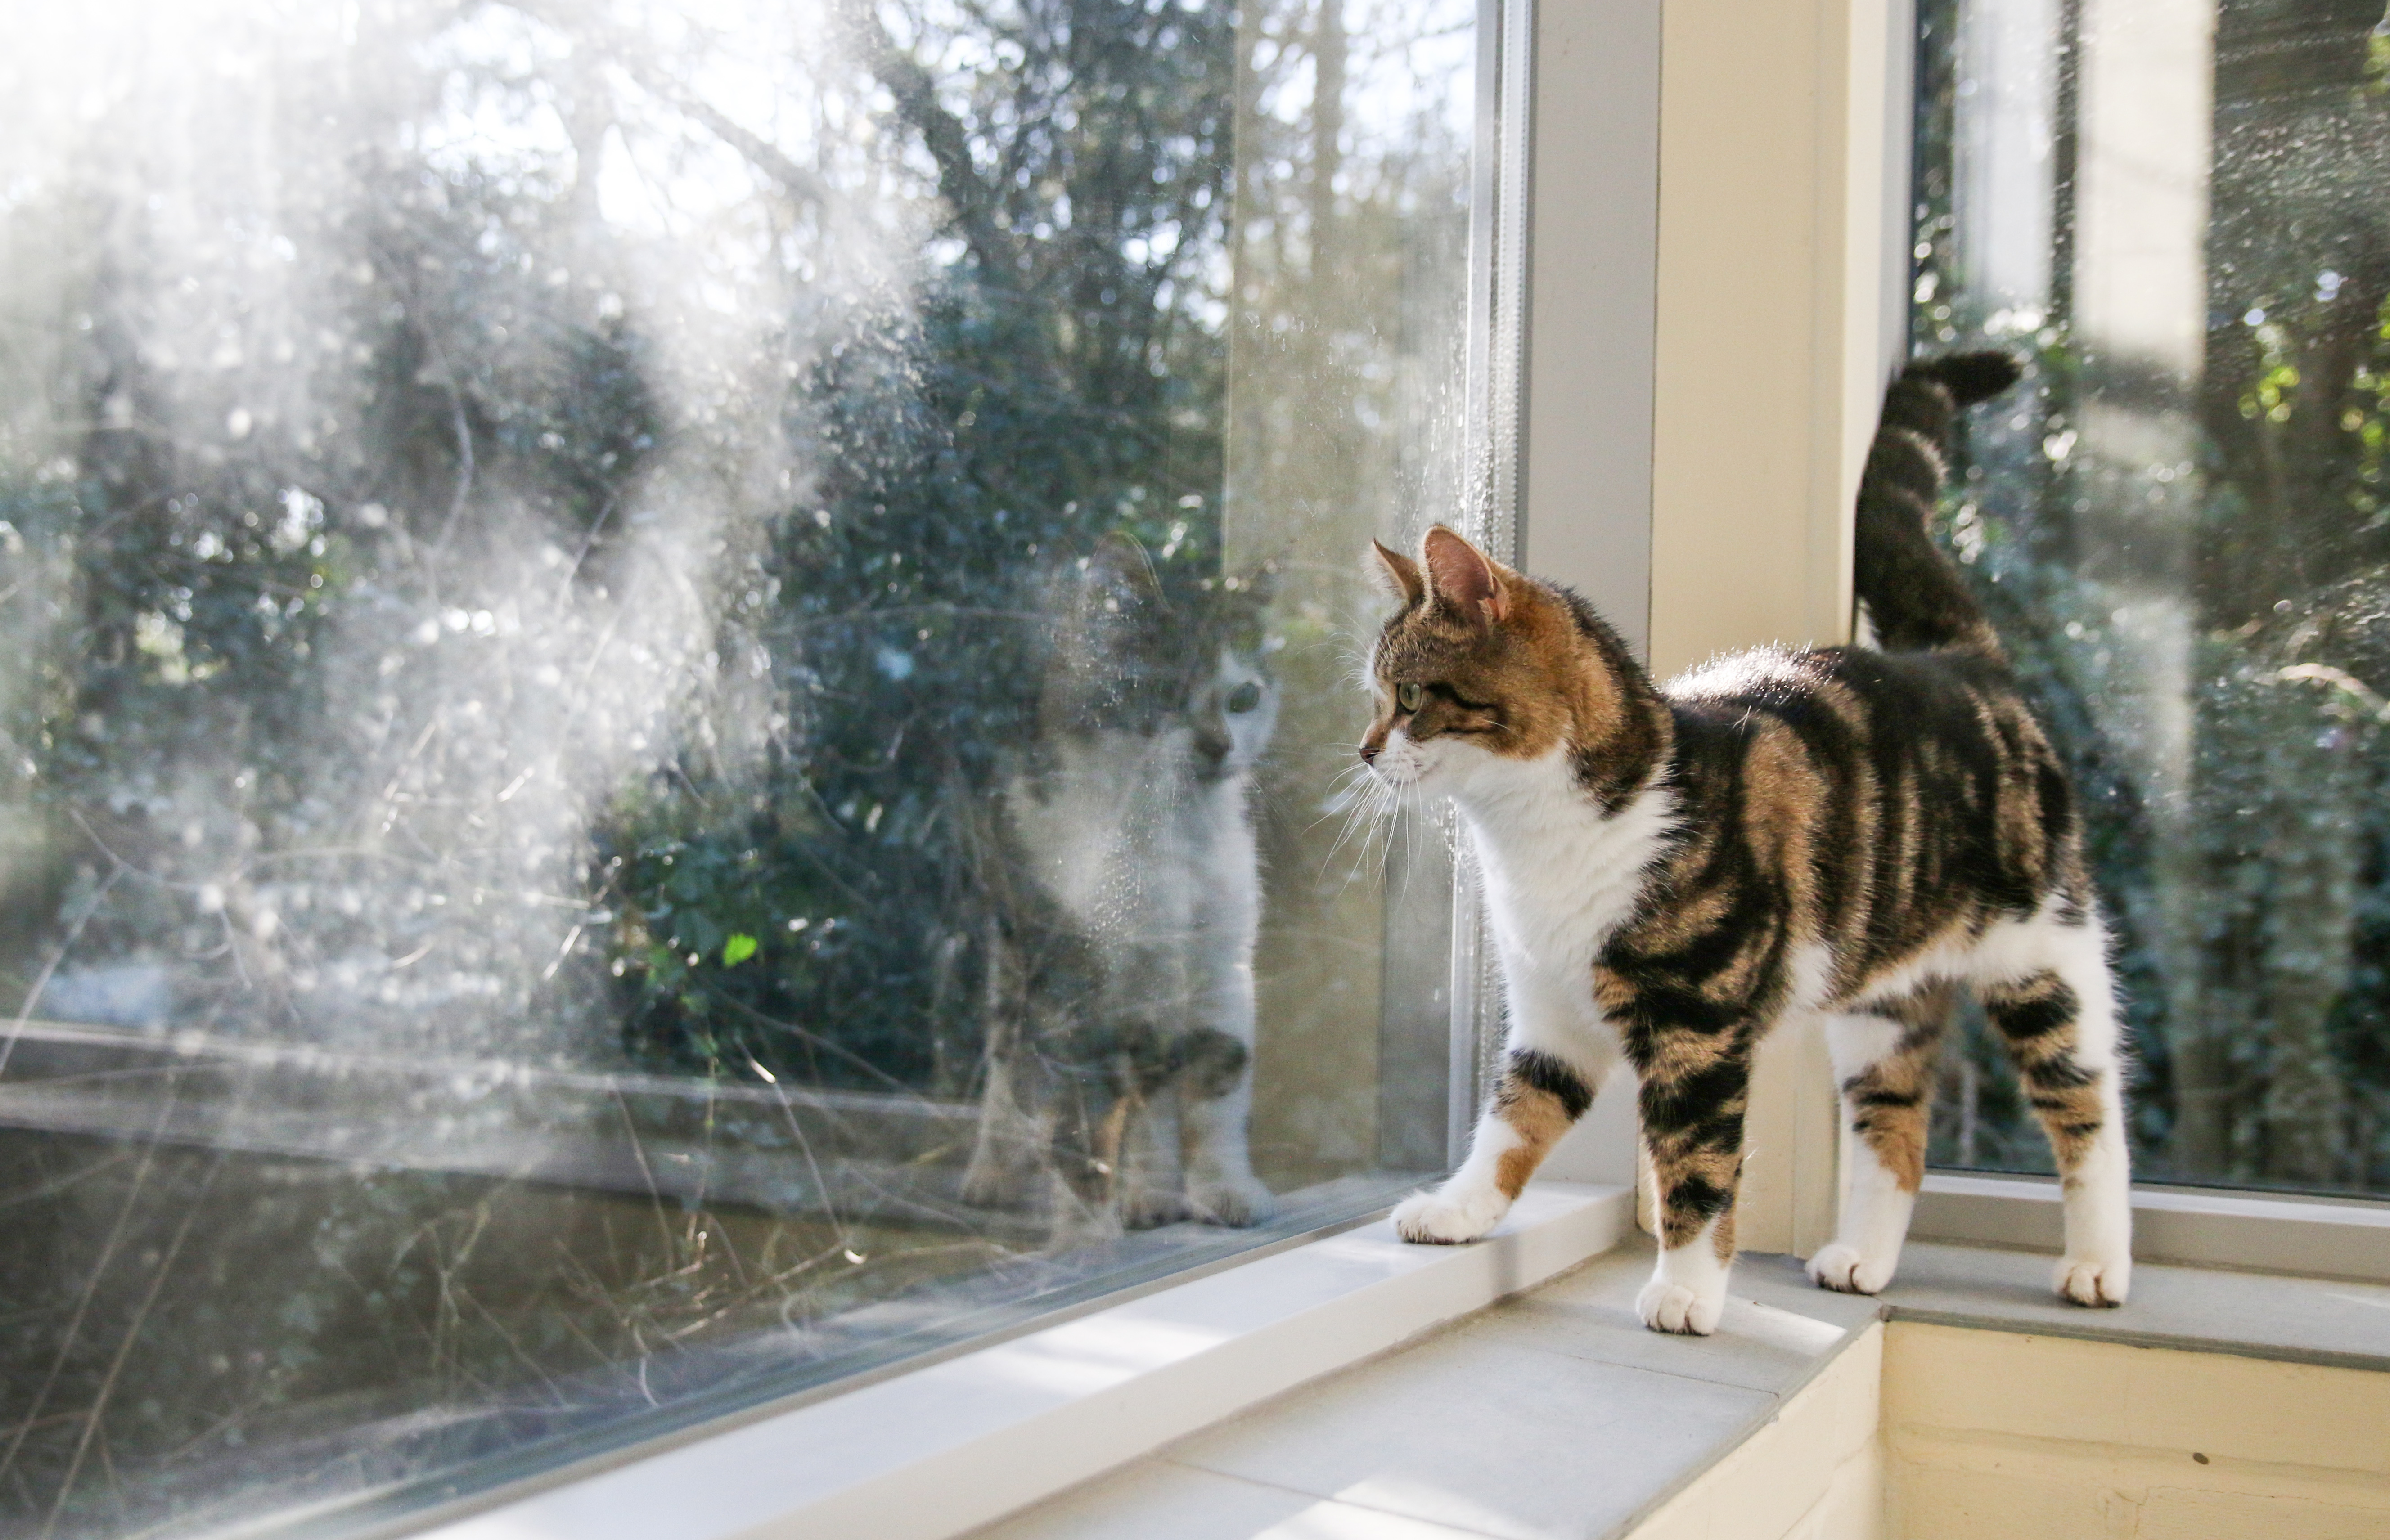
[1452,753,1674,1009]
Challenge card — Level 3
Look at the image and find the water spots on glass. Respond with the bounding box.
[0,0,1478,1528]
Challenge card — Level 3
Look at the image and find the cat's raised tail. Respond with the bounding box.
[1853,350,2021,656]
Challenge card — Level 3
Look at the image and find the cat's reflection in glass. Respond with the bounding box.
[962,535,1281,1240]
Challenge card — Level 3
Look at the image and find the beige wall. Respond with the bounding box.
[1883,1322,2390,1538]
[1648,0,1902,682]
[1623,1321,2390,1539]
[1638,0,1909,1257]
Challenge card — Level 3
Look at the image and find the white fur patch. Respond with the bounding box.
[1448,747,1676,1077]
[1807,1153,1913,1296]
[1638,1212,1732,1335]
[1392,1113,1521,1243]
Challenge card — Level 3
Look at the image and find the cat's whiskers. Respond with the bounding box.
[1310,758,1382,826]
[1316,763,1410,889]
[1356,775,1412,892]
[1315,777,1391,880]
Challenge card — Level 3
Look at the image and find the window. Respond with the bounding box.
[1913,0,2390,1196]
[0,0,1494,1531]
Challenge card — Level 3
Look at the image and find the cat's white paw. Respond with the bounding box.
[1636,1276,1724,1336]
[1391,1184,1508,1244]
[1188,1174,1277,1228]
[1807,1241,1897,1296]
[2055,1253,2130,1307]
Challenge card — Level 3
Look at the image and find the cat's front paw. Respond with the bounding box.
[2055,1253,2130,1307]
[1636,1276,1724,1336]
[1806,1241,1897,1296]
[1188,1174,1277,1228]
[1391,1184,1508,1244]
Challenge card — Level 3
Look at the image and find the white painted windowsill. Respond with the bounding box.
[418,1184,1635,1540]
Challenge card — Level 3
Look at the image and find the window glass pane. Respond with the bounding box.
[1913,0,2390,1194]
[0,0,1483,1530]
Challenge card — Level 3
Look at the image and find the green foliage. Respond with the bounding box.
[0,0,1244,1090]
[1913,0,2390,1189]
[593,0,1241,1092]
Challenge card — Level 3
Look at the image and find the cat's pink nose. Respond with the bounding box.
[1359,742,1380,763]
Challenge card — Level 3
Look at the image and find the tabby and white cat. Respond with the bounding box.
[1364,354,2132,1334]
[961,534,1279,1238]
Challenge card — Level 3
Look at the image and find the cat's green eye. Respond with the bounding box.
[1396,682,1424,713]
[1225,681,1263,714]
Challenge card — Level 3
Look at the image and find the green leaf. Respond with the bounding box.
[722,932,760,967]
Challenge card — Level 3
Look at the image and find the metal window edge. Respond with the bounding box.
[406,1183,1633,1540]
[1913,1171,2390,1284]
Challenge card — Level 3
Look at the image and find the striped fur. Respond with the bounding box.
[1363,354,2131,1334]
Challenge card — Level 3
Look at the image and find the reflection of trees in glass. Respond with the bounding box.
[603,0,1244,1093]
[1220,0,1476,1182]
[1913,0,2390,1190]
[0,2,1308,1527]
[0,0,1249,1091]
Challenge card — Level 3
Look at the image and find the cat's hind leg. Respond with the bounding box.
[1807,986,1951,1295]
[1976,909,2133,1306]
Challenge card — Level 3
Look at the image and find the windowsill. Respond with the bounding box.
[1868,1236,2390,1374]
[975,1234,1891,1540]
[400,1179,2390,1540]
[973,1239,2390,1540]
[412,1184,1635,1540]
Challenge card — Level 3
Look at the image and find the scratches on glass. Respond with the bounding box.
[0,0,1477,1530]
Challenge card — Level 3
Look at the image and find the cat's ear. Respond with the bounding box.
[1421,526,1508,626]
[1370,538,1426,607]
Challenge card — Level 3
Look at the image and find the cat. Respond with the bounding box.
[960,534,1280,1239]
[1361,352,2132,1334]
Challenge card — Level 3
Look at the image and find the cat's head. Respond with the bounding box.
[1043,533,1279,780]
[1360,526,1658,804]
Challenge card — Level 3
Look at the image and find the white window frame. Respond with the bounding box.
[1539,0,2390,1280]
[1540,0,2390,1281]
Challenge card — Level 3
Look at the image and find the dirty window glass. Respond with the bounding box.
[0,0,1485,1530]
[1914,0,2390,1194]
